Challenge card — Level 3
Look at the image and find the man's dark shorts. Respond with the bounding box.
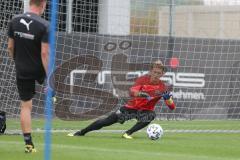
[16,77,44,101]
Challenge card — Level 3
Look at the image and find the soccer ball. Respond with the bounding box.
[146,124,163,140]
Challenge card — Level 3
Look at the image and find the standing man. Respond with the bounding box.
[68,60,176,139]
[8,0,49,153]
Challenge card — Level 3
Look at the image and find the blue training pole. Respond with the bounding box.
[44,0,58,160]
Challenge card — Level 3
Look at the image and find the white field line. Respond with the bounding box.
[4,129,240,135]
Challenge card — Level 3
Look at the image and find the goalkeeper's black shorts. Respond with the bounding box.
[16,77,44,101]
[116,106,156,124]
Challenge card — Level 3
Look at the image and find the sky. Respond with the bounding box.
[204,0,240,5]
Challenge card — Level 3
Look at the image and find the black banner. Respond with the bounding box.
[0,33,240,120]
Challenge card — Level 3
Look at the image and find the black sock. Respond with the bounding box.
[23,133,33,146]
[126,122,150,135]
[74,130,85,136]
[75,113,118,136]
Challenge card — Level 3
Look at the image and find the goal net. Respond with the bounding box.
[0,0,240,132]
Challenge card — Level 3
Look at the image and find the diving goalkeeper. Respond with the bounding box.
[68,60,175,139]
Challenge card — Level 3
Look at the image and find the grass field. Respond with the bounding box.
[0,119,240,160]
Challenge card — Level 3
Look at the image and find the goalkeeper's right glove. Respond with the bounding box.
[137,91,150,98]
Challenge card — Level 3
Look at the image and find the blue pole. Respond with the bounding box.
[44,0,58,160]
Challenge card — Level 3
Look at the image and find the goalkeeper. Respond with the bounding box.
[68,60,175,139]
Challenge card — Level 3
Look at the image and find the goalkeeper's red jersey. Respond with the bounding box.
[125,74,175,111]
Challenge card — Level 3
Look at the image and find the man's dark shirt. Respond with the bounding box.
[8,12,49,79]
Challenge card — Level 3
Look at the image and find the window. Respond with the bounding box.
[44,0,67,32]
[0,1,23,30]
[72,0,98,32]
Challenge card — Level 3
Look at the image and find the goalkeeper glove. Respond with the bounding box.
[137,91,150,98]
[162,91,172,100]
[44,87,57,103]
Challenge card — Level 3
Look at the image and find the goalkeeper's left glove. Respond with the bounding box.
[162,91,175,110]
[162,91,172,100]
